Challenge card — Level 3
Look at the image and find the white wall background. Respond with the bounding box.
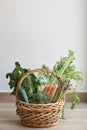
[0,0,87,92]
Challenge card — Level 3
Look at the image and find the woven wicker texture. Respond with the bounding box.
[16,68,65,128]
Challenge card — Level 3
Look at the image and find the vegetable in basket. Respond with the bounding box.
[6,62,42,101]
[6,50,83,109]
[18,86,29,103]
[30,91,52,104]
[43,85,58,99]
[37,50,83,109]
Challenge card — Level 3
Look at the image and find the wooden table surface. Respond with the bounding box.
[0,102,87,130]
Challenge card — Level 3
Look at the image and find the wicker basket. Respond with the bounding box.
[16,68,65,128]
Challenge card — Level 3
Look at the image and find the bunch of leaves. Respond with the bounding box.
[53,51,83,83]
[6,62,41,101]
[53,50,83,109]
[71,88,80,109]
[37,50,83,109]
[22,74,41,100]
[6,62,26,95]
[37,64,54,85]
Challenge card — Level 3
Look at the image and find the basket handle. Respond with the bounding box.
[16,68,63,99]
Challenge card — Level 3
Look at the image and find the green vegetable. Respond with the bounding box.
[22,74,41,101]
[18,86,29,103]
[53,50,83,83]
[30,91,52,104]
[53,50,83,108]
[37,50,83,108]
[52,80,70,102]
[61,106,65,119]
[71,88,80,109]
[37,64,54,85]
[6,62,42,101]
[6,62,24,95]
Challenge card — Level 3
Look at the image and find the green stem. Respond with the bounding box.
[58,51,74,77]
[52,50,75,85]
[61,105,65,119]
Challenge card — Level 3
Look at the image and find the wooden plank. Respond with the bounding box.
[0,93,16,102]
[65,92,87,102]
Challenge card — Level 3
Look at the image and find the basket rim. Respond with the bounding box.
[16,96,65,106]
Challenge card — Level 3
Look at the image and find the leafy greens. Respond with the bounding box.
[37,50,83,109]
[6,62,41,101]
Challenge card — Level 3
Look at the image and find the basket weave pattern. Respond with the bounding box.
[16,68,65,128]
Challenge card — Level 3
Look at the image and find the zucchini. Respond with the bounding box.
[18,86,29,103]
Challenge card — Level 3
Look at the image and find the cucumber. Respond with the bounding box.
[18,86,29,103]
